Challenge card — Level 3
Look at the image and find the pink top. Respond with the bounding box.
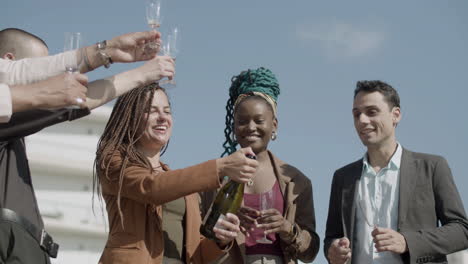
[244,181,284,257]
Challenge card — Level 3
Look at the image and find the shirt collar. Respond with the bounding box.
[362,143,402,174]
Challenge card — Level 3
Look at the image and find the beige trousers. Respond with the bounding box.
[163,257,184,264]
[245,254,284,264]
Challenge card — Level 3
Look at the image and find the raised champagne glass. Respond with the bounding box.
[63,32,83,108]
[145,0,162,53]
[159,26,179,89]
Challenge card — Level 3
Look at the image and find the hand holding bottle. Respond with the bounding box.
[212,213,241,247]
[201,152,256,241]
[216,147,258,184]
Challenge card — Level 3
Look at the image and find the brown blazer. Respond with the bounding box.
[98,152,227,264]
[204,151,320,264]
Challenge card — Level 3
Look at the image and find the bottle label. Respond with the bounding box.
[214,214,227,230]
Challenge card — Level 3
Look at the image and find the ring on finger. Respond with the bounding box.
[75,98,84,104]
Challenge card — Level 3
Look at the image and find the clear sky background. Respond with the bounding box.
[3,0,468,263]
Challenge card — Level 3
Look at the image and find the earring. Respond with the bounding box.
[271,131,277,141]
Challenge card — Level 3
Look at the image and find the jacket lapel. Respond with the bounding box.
[342,161,362,241]
[268,151,290,197]
[398,149,416,228]
[268,151,301,207]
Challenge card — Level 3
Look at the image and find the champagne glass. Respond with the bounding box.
[144,0,162,53]
[63,32,83,109]
[63,32,82,73]
[256,189,274,244]
[159,27,179,89]
[358,198,379,254]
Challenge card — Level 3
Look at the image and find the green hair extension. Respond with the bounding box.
[221,67,280,157]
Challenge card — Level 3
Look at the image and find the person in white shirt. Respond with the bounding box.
[324,80,468,264]
[0,27,174,122]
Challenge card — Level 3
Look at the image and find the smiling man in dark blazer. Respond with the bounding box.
[324,80,468,264]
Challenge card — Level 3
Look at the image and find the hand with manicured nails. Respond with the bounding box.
[216,147,258,184]
[107,31,162,62]
[213,213,241,247]
[256,208,292,238]
[237,206,261,236]
[137,55,175,84]
[327,237,351,264]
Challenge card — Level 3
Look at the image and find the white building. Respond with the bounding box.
[27,107,111,263]
[27,106,468,264]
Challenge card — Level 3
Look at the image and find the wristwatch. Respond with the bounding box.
[96,40,113,68]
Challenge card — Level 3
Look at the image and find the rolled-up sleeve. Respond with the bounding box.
[0,51,77,85]
[0,83,12,123]
[0,51,77,119]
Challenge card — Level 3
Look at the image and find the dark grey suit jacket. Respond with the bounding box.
[324,148,468,264]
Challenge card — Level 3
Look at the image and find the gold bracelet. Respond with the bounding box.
[280,222,298,242]
[82,48,92,71]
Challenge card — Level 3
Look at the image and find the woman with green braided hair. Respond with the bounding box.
[203,67,320,263]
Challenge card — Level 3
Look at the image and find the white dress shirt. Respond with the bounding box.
[0,82,12,123]
[0,51,77,123]
[354,143,404,264]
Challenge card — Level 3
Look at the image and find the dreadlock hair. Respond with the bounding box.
[93,83,169,227]
[221,67,280,157]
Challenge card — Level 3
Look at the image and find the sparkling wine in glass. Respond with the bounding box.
[159,27,179,89]
[145,0,162,53]
[358,198,380,254]
[256,189,274,244]
[63,32,82,73]
[63,32,84,109]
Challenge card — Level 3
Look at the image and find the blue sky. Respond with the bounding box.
[3,0,468,262]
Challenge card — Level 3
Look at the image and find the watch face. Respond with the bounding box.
[98,41,107,49]
[96,41,111,68]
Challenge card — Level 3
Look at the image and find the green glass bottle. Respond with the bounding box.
[200,155,255,241]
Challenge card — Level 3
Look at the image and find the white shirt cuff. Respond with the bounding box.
[0,83,12,123]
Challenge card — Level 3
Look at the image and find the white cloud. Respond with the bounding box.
[296,20,385,59]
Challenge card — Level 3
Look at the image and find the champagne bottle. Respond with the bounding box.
[200,154,256,241]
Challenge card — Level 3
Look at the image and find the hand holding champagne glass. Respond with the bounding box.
[63,32,84,108]
[159,27,179,89]
[64,32,82,73]
[256,189,274,244]
[145,0,162,53]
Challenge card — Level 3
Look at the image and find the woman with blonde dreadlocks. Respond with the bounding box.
[202,67,320,264]
[94,83,259,264]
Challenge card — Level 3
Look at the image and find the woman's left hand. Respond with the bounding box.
[107,31,161,62]
[213,213,241,247]
[256,208,292,237]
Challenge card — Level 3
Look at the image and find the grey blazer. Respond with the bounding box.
[324,148,468,264]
